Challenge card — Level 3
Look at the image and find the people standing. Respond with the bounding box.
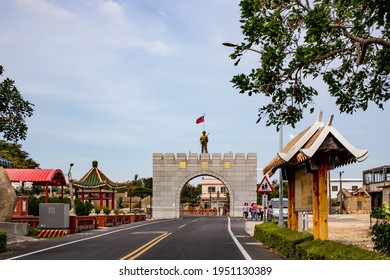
[260,204,264,221]
[251,202,258,220]
[242,202,249,220]
[256,203,261,221]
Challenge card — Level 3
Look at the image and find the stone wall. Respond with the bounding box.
[152,152,257,219]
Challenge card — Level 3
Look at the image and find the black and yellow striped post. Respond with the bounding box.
[37,229,67,238]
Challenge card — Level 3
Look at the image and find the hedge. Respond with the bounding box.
[0,231,6,253]
[254,222,389,260]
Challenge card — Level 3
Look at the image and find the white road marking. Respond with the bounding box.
[6,220,170,260]
[228,217,252,260]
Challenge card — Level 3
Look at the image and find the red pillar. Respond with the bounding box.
[111,191,115,210]
[99,188,103,206]
[45,183,49,203]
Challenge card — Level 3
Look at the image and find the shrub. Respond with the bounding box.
[371,202,390,221]
[254,222,389,260]
[254,222,313,259]
[84,201,94,213]
[28,227,39,238]
[372,222,390,257]
[75,199,92,216]
[94,206,110,215]
[296,239,388,260]
[0,231,6,253]
[28,195,41,216]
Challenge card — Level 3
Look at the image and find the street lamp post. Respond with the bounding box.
[68,163,75,212]
[278,126,285,227]
[339,171,344,214]
[223,41,285,226]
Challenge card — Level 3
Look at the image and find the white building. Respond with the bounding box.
[329,178,363,199]
[199,177,228,212]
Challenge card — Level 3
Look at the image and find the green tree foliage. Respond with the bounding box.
[228,0,390,129]
[180,183,202,205]
[0,140,39,168]
[372,222,390,257]
[74,199,94,216]
[371,202,390,256]
[133,177,153,199]
[0,66,34,142]
[133,185,153,200]
[28,195,41,216]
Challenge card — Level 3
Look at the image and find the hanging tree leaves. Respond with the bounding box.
[0,65,34,143]
[227,0,390,129]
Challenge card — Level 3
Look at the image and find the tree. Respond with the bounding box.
[0,66,34,142]
[227,0,390,129]
[180,183,201,205]
[0,140,39,168]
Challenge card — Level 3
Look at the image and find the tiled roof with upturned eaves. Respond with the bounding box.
[263,112,368,177]
[73,161,129,190]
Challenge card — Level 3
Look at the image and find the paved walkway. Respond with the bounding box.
[245,219,263,236]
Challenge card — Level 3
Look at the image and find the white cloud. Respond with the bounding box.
[14,0,75,21]
[148,40,172,56]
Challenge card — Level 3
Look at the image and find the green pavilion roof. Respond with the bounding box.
[73,160,129,190]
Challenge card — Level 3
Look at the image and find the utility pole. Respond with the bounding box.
[339,171,344,214]
[278,125,284,227]
[68,162,75,213]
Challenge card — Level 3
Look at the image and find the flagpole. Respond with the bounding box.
[203,113,205,131]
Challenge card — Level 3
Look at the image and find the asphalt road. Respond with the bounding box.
[0,216,284,260]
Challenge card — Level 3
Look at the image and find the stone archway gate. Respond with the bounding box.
[152,152,257,219]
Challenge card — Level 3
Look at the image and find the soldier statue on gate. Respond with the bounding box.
[200,130,208,153]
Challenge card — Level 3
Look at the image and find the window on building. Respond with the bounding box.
[352,185,358,191]
[332,185,338,192]
[357,201,362,210]
[220,187,226,193]
[208,187,216,193]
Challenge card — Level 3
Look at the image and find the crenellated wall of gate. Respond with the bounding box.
[152,152,257,219]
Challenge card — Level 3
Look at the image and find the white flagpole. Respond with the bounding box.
[203,113,205,131]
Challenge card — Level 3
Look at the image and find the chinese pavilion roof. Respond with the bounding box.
[263,112,368,177]
[73,161,129,190]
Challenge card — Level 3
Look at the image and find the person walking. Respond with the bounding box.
[256,203,261,221]
[242,202,249,220]
[260,204,264,221]
[251,202,258,220]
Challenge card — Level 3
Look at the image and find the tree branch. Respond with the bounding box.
[295,0,310,11]
[329,24,390,47]
[315,46,355,62]
[330,23,390,65]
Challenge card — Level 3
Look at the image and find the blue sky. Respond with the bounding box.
[0,0,388,183]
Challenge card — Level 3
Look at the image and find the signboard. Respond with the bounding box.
[257,176,274,193]
[262,194,268,207]
[294,167,313,211]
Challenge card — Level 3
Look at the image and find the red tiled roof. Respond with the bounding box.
[5,168,67,186]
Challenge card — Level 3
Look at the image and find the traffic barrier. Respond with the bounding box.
[37,229,67,238]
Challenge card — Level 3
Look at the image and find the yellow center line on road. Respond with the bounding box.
[120,232,171,260]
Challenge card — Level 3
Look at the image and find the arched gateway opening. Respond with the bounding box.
[179,174,230,217]
[152,152,257,219]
